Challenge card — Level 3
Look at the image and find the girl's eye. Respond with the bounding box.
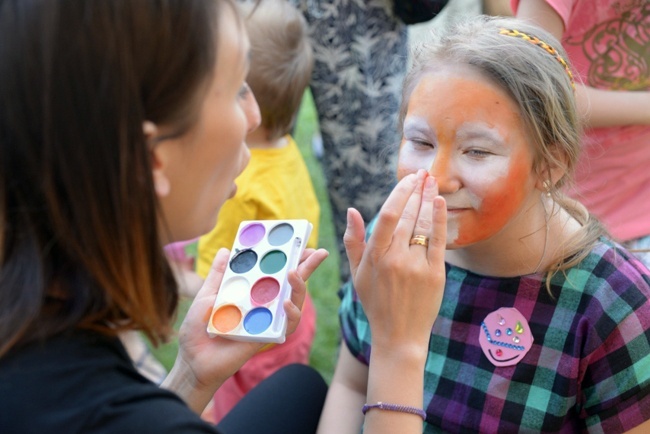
[238,82,251,99]
[409,139,434,149]
[466,149,491,157]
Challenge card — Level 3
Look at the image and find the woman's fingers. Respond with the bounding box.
[409,174,437,251]
[343,207,366,279]
[368,173,419,254]
[295,248,329,282]
[393,169,428,245]
[285,248,328,334]
[284,269,307,334]
[195,248,230,299]
[283,297,303,333]
[287,247,328,311]
[428,196,447,265]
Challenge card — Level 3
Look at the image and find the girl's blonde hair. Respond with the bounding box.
[400,16,606,289]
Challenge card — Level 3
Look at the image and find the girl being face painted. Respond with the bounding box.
[398,63,543,250]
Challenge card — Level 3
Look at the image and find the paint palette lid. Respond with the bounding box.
[207,219,312,343]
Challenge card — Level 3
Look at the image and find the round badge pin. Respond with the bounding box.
[478,307,534,367]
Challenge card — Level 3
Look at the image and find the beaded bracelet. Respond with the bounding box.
[362,401,427,420]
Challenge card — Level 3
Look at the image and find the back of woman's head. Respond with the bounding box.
[0,0,226,355]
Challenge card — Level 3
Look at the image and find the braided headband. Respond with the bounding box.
[499,28,575,89]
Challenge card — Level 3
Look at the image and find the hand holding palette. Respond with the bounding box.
[207,219,312,343]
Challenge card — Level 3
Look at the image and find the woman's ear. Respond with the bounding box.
[143,121,171,197]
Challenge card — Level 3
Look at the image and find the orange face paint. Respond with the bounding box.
[453,153,531,245]
[398,64,538,248]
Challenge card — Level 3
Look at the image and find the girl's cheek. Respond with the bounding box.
[396,158,420,180]
[396,165,412,180]
[396,152,415,180]
[397,148,433,180]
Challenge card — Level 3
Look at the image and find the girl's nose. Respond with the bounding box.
[428,151,460,193]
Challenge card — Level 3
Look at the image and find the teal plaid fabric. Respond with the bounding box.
[340,221,650,432]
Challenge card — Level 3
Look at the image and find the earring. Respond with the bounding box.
[542,180,552,197]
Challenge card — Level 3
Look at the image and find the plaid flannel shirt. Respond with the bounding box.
[340,226,650,433]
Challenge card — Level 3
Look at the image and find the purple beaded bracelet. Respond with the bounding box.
[362,401,427,421]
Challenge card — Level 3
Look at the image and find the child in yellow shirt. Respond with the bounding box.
[195,0,320,423]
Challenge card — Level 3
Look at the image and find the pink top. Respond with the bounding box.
[512,0,650,241]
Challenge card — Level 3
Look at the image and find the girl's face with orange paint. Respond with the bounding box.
[398,64,541,249]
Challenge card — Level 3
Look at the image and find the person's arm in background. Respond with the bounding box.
[516,0,650,128]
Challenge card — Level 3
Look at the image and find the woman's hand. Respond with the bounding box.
[344,169,447,352]
[343,169,446,433]
[162,246,328,413]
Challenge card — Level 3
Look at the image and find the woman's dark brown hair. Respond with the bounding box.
[0,0,228,356]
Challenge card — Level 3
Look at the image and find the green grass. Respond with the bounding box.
[293,90,342,383]
[150,90,342,383]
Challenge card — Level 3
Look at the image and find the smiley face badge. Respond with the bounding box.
[479,307,533,367]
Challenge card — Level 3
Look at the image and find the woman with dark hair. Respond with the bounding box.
[0,1,328,432]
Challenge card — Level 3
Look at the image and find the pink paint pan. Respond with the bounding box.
[207,219,312,343]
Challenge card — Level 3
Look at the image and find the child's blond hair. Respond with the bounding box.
[239,0,313,141]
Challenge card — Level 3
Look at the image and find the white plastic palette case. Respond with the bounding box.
[207,219,312,343]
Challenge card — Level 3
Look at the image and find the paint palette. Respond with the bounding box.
[207,219,312,343]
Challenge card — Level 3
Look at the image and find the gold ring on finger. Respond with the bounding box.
[409,234,429,247]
